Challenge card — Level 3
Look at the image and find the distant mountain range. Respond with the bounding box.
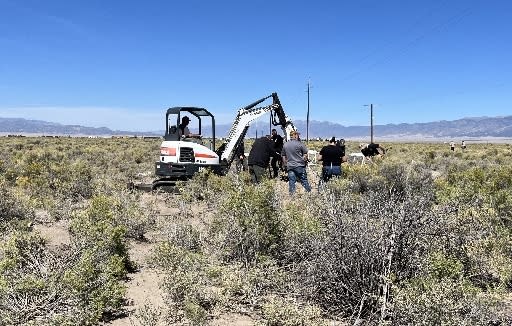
[1,116,512,139]
[0,118,156,136]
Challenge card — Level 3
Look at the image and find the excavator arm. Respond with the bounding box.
[217,92,296,166]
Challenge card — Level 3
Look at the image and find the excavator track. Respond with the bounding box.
[127,179,180,193]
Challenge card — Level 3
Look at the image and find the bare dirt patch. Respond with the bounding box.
[108,240,166,326]
[34,218,71,248]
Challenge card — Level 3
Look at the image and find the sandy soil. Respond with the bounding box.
[31,171,327,326]
[108,240,166,326]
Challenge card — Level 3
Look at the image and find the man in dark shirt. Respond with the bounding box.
[270,129,284,178]
[360,143,385,158]
[318,137,345,182]
[234,141,247,173]
[248,135,279,184]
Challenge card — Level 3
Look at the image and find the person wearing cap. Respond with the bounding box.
[317,137,345,184]
[247,135,279,184]
[179,116,201,138]
[281,130,312,194]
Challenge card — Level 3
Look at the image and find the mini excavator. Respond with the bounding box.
[130,93,296,191]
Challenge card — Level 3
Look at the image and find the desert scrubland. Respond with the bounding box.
[1,136,512,325]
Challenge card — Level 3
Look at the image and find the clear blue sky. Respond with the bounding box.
[1,0,511,131]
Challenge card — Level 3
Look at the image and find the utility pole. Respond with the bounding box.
[370,103,373,143]
[364,104,374,143]
[306,80,310,144]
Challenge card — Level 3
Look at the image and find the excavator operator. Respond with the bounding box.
[179,116,201,139]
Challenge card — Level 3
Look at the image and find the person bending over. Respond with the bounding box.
[247,135,279,184]
[359,143,385,158]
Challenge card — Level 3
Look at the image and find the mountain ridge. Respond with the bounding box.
[1,115,512,138]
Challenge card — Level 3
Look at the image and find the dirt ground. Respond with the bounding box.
[35,190,270,325]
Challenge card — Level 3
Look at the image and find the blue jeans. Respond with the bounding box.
[287,166,311,194]
[322,165,341,182]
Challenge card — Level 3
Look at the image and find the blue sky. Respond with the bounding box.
[0,0,511,131]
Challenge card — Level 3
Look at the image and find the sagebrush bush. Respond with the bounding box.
[0,229,126,325]
[393,276,510,325]
[153,241,289,323]
[435,165,512,287]
[206,177,284,265]
[282,163,446,322]
[0,180,35,233]
[69,195,133,270]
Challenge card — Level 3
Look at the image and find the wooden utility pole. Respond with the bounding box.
[370,103,374,143]
[306,81,310,144]
[364,104,374,143]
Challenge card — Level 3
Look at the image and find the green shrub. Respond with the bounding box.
[393,277,509,325]
[435,165,512,287]
[0,180,34,232]
[286,164,441,321]
[208,178,283,265]
[0,230,126,325]
[69,195,132,271]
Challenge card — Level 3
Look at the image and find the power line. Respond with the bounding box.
[337,5,473,84]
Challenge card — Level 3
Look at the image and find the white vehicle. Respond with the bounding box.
[134,93,295,191]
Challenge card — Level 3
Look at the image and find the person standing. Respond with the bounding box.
[234,141,247,173]
[461,140,466,151]
[281,130,312,194]
[336,138,347,162]
[450,141,455,151]
[270,128,284,178]
[318,137,344,183]
[247,135,278,184]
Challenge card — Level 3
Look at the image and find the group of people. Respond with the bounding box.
[450,140,466,151]
[240,130,388,194]
[245,130,382,194]
[247,129,311,194]
[180,116,389,193]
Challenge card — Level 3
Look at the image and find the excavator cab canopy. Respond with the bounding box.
[164,107,216,149]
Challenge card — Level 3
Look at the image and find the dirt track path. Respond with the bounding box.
[108,240,165,326]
